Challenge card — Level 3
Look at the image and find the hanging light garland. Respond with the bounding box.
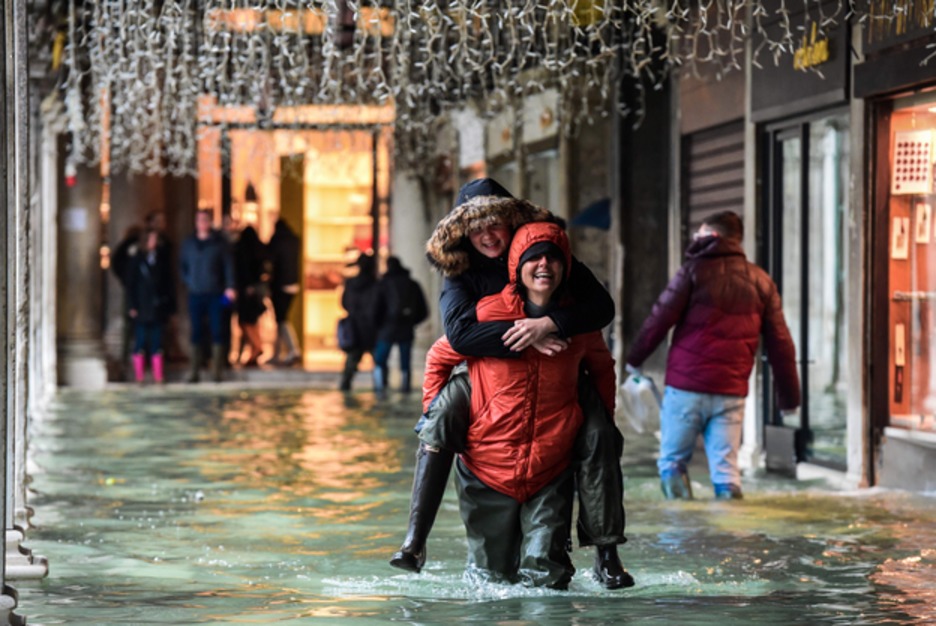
[61,1,931,176]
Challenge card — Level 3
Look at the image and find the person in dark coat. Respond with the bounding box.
[268,218,302,365]
[179,209,236,382]
[111,224,144,370]
[233,224,269,366]
[339,252,382,391]
[391,178,633,591]
[373,256,429,395]
[626,210,800,500]
[126,229,176,383]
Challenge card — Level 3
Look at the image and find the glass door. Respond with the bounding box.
[764,111,850,468]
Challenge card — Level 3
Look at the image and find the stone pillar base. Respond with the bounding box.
[59,340,108,389]
[5,529,49,580]
[0,585,24,626]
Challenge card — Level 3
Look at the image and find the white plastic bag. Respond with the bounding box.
[619,373,662,434]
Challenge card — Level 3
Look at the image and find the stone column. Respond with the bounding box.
[1,0,31,620]
[57,160,108,388]
[4,0,47,586]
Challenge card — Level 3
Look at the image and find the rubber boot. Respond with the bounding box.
[280,323,300,365]
[390,445,455,573]
[132,353,146,383]
[400,371,412,394]
[660,472,693,500]
[713,483,743,500]
[151,353,165,384]
[374,365,387,399]
[187,345,202,383]
[593,545,636,589]
[211,344,225,382]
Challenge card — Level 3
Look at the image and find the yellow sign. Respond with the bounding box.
[793,23,830,71]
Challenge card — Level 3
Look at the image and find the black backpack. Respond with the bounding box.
[398,279,428,326]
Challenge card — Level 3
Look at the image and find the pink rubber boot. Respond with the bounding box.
[132,353,146,383]
[151,353,165,384]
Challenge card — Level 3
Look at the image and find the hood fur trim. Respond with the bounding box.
[425,195,555,277]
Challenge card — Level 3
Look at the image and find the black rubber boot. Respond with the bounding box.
[594,545,636,589]
[211,344,225,382]
[661,472,693,500]
[390,445,455,573]
[400,371,411,394]
[186,345,202,383]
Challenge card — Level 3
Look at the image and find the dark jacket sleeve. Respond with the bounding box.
[126,260,140,312]
[222,240,236,291]
[111,240,133,287]
[179,239,191,290]
[626,263,693,368]
[440,276,516,358]
[549,257,615,337]
[761,283,801,411]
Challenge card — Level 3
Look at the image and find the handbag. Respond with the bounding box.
[337,316,358,351]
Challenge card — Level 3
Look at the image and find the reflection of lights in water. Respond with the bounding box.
[205,392,400,504]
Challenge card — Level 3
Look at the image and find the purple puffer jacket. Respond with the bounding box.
[626,235,800,410]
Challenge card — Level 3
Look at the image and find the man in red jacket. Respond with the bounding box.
[626,211,800,500]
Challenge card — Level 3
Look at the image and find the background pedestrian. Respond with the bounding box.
[338,252,382,391]
[126,228,175,383]
[233,224,269,366]
[374,256,428,396]
[267,218,302,366]
[626,210,800,500]
[180,209,236,383]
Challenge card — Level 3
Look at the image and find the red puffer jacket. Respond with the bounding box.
[422,222,616,502]
[626,235,800,410]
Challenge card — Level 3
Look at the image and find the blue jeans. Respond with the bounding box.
[188,293,226,345]
[373,339,413,374]
[134,322,163,356]
[657,386,745,489]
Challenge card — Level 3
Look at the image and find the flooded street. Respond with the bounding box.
[15,387,936,625]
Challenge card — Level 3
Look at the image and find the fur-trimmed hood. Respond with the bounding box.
[425,194,555,278]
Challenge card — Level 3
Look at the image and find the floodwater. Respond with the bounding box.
[14,387,936,625]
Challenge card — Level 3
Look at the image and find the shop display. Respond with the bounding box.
[887,107,936,431]
[891,129,933,195]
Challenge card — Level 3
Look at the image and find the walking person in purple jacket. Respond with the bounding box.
[625,211,800,500]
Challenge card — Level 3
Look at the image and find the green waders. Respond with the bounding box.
[455,459,575,590]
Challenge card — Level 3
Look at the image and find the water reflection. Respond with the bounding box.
[14,388,936,625]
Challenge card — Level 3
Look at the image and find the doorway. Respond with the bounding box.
[197,113,393,368]
[763,110,850,469]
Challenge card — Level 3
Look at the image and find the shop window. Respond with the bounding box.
[886,97,936,433]
[765,111,850,468]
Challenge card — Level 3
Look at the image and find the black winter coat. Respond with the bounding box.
[126,249,176,324]
[341,274,382,351]
[268,220,300,289]
[377,267,428,343]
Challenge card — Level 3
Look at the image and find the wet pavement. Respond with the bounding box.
[13,385,936,625]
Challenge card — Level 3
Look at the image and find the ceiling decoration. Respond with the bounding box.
[58,1,925,176]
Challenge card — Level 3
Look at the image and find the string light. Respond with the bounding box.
[61,1,928,177]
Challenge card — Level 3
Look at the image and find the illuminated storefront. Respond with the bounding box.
[197,102,394,367]
[881,96,936,434]
[856,7,936,489]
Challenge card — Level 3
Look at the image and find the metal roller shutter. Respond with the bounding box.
[682,120,745,245]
